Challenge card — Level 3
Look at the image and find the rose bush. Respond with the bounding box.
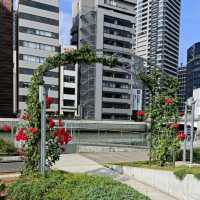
[140,69,181,166]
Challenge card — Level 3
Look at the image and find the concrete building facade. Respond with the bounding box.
[71,0,142,121]
[0,0,14,117]
[16,0,60,113]
[60,46,78,118]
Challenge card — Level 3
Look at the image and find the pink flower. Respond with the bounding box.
[21,113,29,120]
[164,98,173,105]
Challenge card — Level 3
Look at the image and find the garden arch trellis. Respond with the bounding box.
[25,46,117,173]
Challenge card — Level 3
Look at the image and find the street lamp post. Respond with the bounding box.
[190,98,195,164]
[39,83,47,174]
[183,103,188,163]
[184,97,196,164]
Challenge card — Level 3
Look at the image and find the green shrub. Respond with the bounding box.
[176,148,200,163]
[0,139,16,155]
[7,171,150,200]
[173,168,189,180]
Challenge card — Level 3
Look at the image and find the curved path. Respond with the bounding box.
[53,154,178,200]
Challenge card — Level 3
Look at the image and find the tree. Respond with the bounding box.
[140,68,180,166]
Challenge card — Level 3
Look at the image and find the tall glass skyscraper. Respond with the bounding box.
[187,42,200,98]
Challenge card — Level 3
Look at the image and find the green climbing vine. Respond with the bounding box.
[140,68,181,166]
[19,45,117,173]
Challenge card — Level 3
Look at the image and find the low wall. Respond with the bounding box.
[111,165,200,200]
[78,145,149,154]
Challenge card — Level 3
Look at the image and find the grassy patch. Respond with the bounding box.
[7,171,151,200]
[113,161,200,181]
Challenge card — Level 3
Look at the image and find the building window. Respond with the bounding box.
[19,26,58,39]
[21,54,45,63]
[21,41,56,52]
[64,88,75,95]
[63,100,75,107]
[19,0,59,13]
[64,75,75,83]
[19,13,59,26]
[64,65,75,71]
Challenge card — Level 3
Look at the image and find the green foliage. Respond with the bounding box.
[24,45,117,173]
[173,168,188,180]
[7,171,150,200]
[0,139,16,155]
[176,148,200,163]
[174,167,200,181]
[140,68,180,166]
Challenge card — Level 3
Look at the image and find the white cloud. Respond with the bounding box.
[59,11,72,46]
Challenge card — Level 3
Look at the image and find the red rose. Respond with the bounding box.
[177,131,186,141]
[2,125,11,133]
[48,118,55,129]
[54,128,72,145]
[46,96,53,108]
[28,127,38,135]
[164,98,173,105]
[179,112,184,117]
[58,119,62,127]
[21,113,29,120]
[136,111,145,117]
[170,123,179,129]
[15,128,28,142]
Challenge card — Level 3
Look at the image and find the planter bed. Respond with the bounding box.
[109,164,200,200]
[0,156,24,173]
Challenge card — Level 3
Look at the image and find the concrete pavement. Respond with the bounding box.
[53,154,178,200]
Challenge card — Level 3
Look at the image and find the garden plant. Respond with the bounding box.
[140,68,182,166]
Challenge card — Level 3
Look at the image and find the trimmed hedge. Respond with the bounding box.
[7,171,150,200]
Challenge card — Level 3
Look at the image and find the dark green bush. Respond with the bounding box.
[0,139,16,155]
[176,148,200,163]
[7,171,150,200]
[173,168,189,180]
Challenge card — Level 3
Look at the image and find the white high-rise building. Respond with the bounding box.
[71,0,143,121]
[16,0,60,113]
[135,0,181,105]
[60,46,78,118]
[135,0,181,76]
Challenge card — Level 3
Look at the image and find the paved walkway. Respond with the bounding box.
[53,154,178,200]
[81,151,148,164]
